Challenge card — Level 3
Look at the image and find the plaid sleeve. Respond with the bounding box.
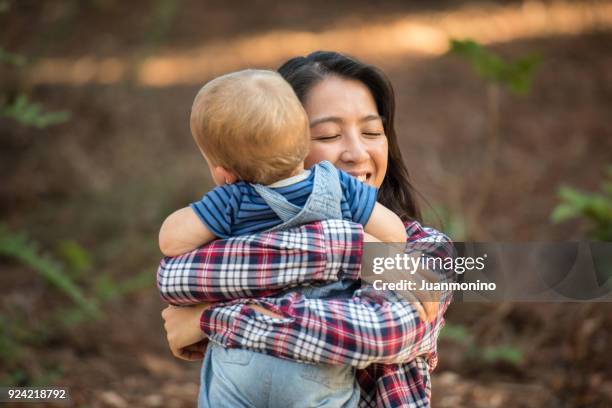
[201,290,429,369]
[405,221,457,318]
[200,222,455,369]
[157,219,364,305]
[356,358,432,408]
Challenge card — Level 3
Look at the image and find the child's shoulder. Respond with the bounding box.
[206,182,253,203]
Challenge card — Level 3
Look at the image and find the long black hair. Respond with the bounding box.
[278,51,421,222]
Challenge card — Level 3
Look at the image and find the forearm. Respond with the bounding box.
[157,219,364,304]
[200,289,441,368]
[200,222,456,367]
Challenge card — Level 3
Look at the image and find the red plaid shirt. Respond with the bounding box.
[158,219,454,408]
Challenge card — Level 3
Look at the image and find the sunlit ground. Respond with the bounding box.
[27,1,612,86]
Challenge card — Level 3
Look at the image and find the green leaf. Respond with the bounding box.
[449,38,540,94]
[1,94,71,129]
[550,203,580,223]
[0,224,100,317]
[440,323,469,345]
[56,240,92,277]
[0,47,25,66]
[551,171,612,240]
[94,274,120,301]
[117,270,152,295]
[482,345,524,365]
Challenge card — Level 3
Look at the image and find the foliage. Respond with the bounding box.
[446,39,541,239]
[439,321,469,344]
[146,0,181,47]
[551,167,612,241]
[0,46,25,66]
[482,345,524,365]
[441,322,524,366]
[1,43,70,129]
[1,94,71,129]
[424,205,467,241]
[0,225,100,318]
[0,224,152,385]
[0,315,25,364]
[56,239,93,279]
[449,39,541,94]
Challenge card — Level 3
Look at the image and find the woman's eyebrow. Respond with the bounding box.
[309,116,342,127]
[309,114,382,127]
[360,114,382,123]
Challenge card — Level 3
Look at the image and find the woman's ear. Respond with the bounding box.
[212,166,238,185]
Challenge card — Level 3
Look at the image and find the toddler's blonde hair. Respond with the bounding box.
[190,69,310,185]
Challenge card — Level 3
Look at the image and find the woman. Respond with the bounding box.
[159,51,455,407]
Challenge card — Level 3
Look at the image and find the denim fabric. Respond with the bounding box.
[199,344,360,408]
[199,161,359,407]
[252,161,344,231]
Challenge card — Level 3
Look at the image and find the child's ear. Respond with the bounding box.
[212,166,238,185]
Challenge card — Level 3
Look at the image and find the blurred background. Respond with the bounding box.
[1,0,611,407]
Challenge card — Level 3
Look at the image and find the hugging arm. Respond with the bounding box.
[159,215,455,367]
[364,202,408,243]
[159,207,217,257]
[198,223,455,368]
[157,219,363,304]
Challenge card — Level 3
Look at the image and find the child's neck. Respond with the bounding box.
[287,163,305,178]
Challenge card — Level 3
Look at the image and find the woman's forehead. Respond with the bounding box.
[304,76,379,121]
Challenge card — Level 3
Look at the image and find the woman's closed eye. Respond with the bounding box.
[312,134,341,141]
[362,130,384,138]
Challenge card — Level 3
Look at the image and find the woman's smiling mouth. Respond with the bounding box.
[346,171,372,184]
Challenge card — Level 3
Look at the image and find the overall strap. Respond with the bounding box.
[250,183,302,223]
[251,162,343,232]
[308,160,342,217]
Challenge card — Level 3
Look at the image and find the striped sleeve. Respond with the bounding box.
[337,169,378,226]
[190,184,240,239]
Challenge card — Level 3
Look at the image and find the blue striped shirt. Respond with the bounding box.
[190,165,378,239]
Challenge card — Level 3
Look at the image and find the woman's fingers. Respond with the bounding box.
[179,339,208,361]
[161,304,210,360]
[249,304,283,319]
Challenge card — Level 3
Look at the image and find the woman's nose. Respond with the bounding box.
[340,136,370,164]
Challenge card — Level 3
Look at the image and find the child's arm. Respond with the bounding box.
[159,207,217,257]
[364,202,408,243]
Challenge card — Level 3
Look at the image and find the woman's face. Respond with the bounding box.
[303,76,388,189]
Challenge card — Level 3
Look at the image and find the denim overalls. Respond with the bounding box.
[199,161,360,408]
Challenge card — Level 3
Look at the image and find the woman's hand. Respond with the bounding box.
[161,304,210,361]
[362,232,440,323]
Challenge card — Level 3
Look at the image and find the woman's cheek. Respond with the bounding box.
[305,142,340,167]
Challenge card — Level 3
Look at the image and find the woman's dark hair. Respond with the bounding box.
[278,51,421,222]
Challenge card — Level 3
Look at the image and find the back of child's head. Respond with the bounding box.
[190,69,310,185]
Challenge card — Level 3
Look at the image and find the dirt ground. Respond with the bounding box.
[1,1,612,407]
